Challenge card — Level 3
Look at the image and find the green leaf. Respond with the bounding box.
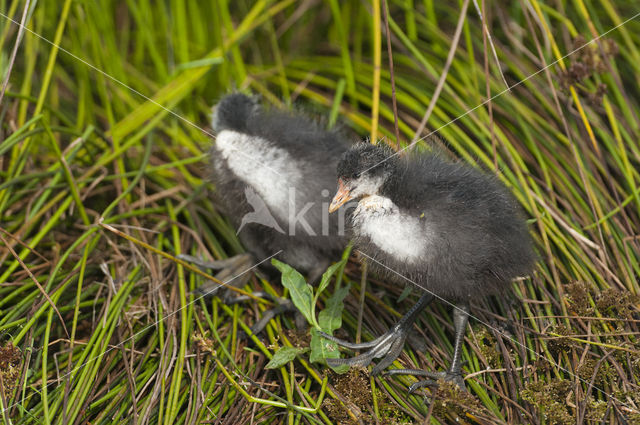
[271,258,315,326]
[309,328,348,374]
[316,259,347,296]
[318,284,350,333]
[265,346,308,369]
[312,284,350,373]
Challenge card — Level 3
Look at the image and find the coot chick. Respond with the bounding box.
[184,93,351,332]
[323,142,534,389]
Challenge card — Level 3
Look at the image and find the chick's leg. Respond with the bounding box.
[320,293,434,375]
[385,303,469,391]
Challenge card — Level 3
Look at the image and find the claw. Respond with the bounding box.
[382,368,430,377]
[326,348,379,368]
[370,335,406,375]
[317,331,382,350]
[423,371,466,390]
[387,368,466,392]
[321,294,435,374]
[320,325,409,372]
[408,380,437,394]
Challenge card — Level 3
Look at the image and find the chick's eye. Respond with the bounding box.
[353,172,361,179]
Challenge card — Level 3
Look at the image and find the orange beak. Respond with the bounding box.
[329,179,353,213]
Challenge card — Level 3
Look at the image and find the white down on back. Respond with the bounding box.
[214,129,303,222]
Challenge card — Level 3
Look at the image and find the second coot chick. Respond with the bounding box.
[324,142,535,389]
[185,93,351,332]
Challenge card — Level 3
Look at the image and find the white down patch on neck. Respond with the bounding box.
[353,195,430,264]
[214,130,302,221]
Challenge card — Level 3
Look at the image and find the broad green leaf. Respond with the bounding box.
[316,259,347,296]
[318,284,350,333]
[265,346,309,369]
[313,284,350,374]
[309,328,348,373]
[271,258,315,326]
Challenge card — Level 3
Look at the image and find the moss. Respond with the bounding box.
[0,342,21,395]
[285,328,310,348]
[378,404,412,425]
[474,327,501,368]
[431,379,484,421]
[521,378,637,424]
[333,368,372,407]
[375,389,413,425]
[521,379,573,425]
[631,355,640,379]
[595,288,640,323]
[546,324,574,358]
[323,368,374,425]
[585,399,607,422]
[565,281,595,316]
[576,357,615,387]
[323,369,412,425]
[603,336,640,370]
[628,413,640,425]
[617,390,640,424]
[323,399,363,425]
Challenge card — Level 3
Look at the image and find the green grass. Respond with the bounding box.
[1,1,639,424]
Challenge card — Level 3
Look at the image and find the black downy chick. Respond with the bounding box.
[183,93,351,333]
[323,142,535,389]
